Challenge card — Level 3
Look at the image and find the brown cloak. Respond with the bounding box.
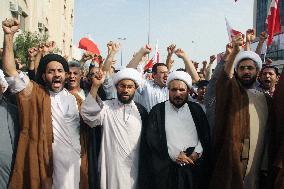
[8,82,89,189]
[269,68,284,189]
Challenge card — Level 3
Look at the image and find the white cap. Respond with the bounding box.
[166,71,192,88]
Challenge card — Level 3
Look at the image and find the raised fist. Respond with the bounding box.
[259,32,267,43]
[209,55,216,63]
[2,18,20,35]
[246,29,256,42]
[167,44,176,56]
[107,41,120,55]
[175,48,186,58]
[139,45,152,55]
[232,34,243,52]
[28,47,39,61]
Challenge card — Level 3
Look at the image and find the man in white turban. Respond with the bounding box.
[210,34,270,189]
[81,68,149,189]
[145,71,211,189]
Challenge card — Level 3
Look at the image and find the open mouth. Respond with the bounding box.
[264,80,271,84]
[52,80,62,88]
[69,79,76,85]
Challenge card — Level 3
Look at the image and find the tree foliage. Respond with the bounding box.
[14,31,48,68]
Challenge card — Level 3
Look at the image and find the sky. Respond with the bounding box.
[74,0,255,70]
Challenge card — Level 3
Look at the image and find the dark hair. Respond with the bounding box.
[152,63,167,74]
[196,80,209,89]
[36,54,69,86]
[261,65,279,76]
[176,68,186,72]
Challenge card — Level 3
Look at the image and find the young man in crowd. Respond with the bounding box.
[258,65,280,97]
[127,45,200,112]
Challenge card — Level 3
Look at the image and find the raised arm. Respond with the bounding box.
[244,29,256,51]
[126,45,151,69]
[255,31,266,56]
[205,55,216,81]
[81,68,106,127]
[2,18,19,76]
[102,41,120,73]
[165,44,176,71]
[175,48,200,83]
[224,34,243,78]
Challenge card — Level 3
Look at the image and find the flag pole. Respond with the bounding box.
[147,0,151,60]
[263,43,267,63]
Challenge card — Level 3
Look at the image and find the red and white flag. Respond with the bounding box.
[144,40,159,70]
[266,0,282,47]
[225,17,243,41]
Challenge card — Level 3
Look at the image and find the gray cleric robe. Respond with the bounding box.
[0,96,19,188]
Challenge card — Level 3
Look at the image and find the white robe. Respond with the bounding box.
[81,94,142,189]
[6,72,81,189]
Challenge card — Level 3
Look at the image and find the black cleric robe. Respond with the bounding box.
[143,100,211,189]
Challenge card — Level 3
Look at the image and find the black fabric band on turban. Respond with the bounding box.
[196,80,209,89]
[36,54,69,86]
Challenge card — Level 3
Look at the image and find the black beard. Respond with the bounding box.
[237,75,257,89]
[169,97,187,109]
[117,93,135,104]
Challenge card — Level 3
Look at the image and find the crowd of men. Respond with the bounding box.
[0,18,283,189]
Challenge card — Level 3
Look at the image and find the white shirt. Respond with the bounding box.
[6,72,81,189]
[135,79,168,112]
[165,101,203,161]
[81,95,142,189]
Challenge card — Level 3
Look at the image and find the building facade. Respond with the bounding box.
[252,0,284,70]
[0,0,74,59]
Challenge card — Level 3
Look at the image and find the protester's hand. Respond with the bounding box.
[189,152,199,162]
[232,34,243,52]
[209,55,216,64]
[175,48,187,59]
[246,29,256,43]
[28,47,39,61]
[259,31,267,43]
[193,62,199,70]
[138,45,152,56]
[167,44,176,56]
[265,58,273,65]
[107,41,120,55]
[81,51,95,62]
[90,68,105,88]
[202,61,207,67]
[176,151,194,165]
[2,18,20,35]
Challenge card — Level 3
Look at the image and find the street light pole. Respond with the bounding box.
[117,37,126,67]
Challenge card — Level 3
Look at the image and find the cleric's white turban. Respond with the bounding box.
[166,71,192,88]
[113,68,142,87]
[0,69,8,93]
[234,51,263,71]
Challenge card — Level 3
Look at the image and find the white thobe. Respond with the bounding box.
[6,72,81,189]
[165,101,203,161]
[81,94,142,189]
[135,79,168,112]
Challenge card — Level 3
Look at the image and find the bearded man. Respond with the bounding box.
[145,71,211,189]
[81,68,149,189]
[210,34,270,189]
[2,18,92,189]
